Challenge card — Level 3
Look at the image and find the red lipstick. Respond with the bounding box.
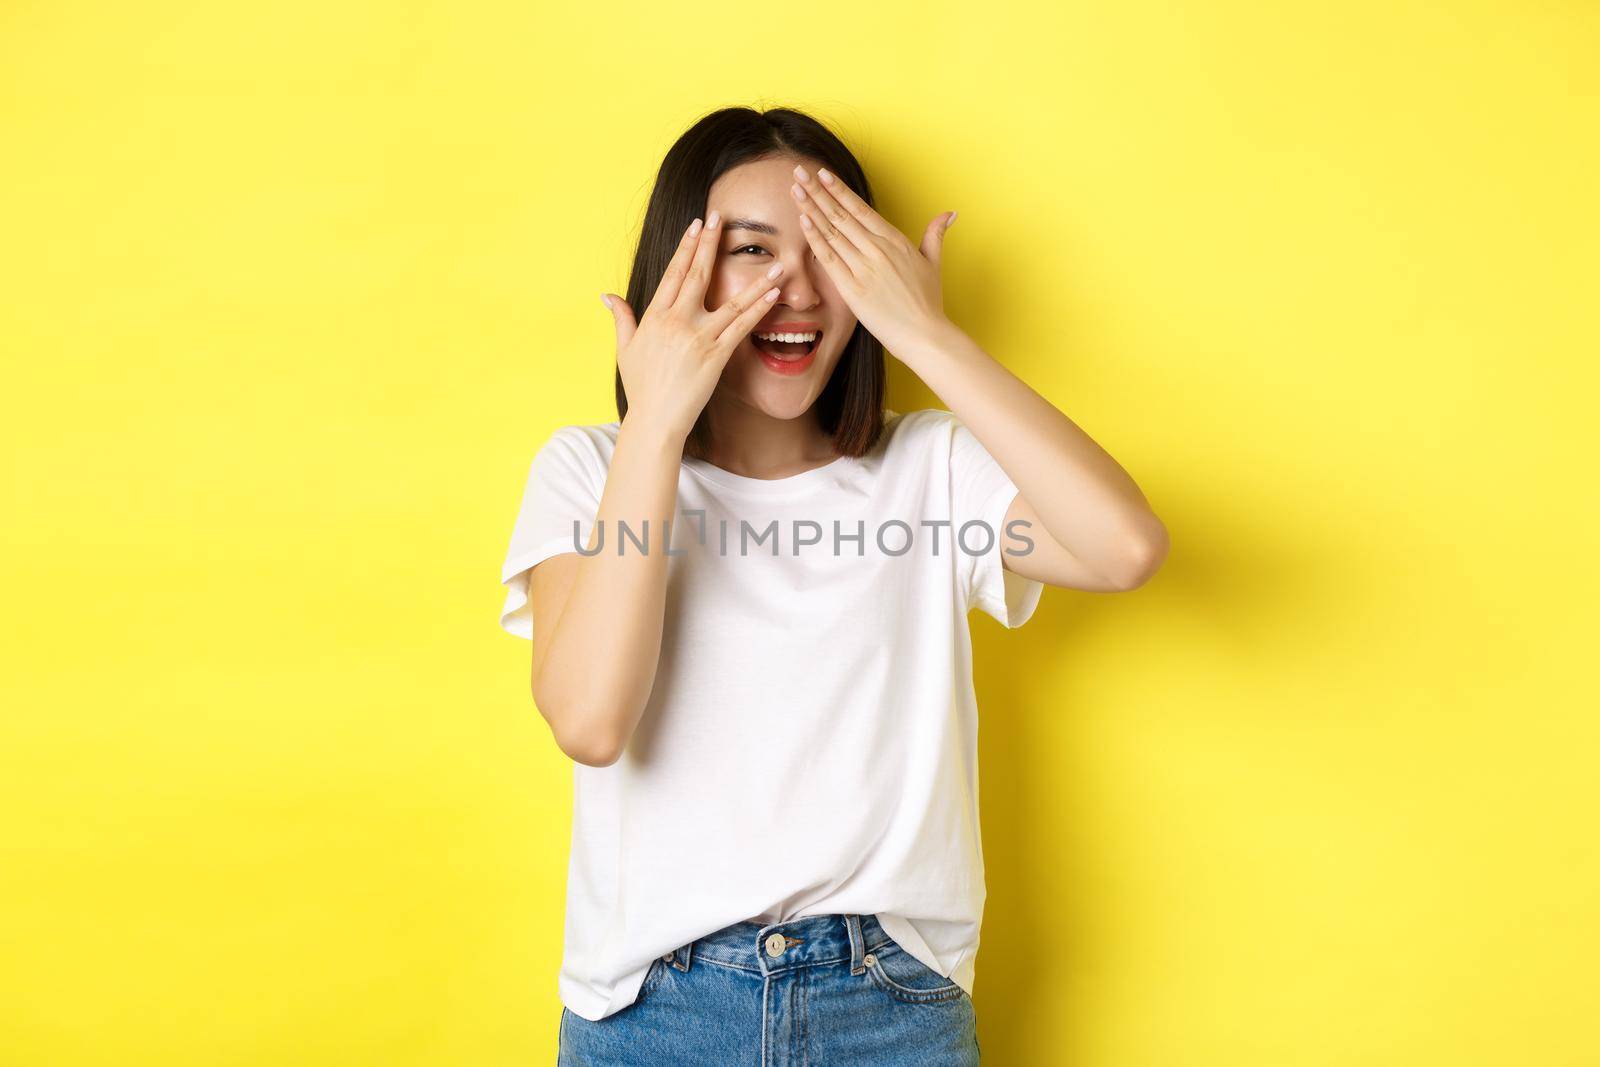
[757,348,816,375]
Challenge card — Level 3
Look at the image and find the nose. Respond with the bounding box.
[775,253,823,309]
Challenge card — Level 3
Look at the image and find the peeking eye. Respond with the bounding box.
[731,244,769,256]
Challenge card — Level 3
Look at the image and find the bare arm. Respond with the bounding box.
[781,164,1169,594]
[524,208,786,765]
[907,320,1171,592]
[528,415,683,766]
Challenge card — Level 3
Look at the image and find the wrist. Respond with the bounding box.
[619,407,689,453]
[893,315,974,372]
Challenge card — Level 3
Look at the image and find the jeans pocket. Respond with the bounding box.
[863,937,967,1004]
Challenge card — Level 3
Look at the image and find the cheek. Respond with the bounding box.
[709,263,750,299]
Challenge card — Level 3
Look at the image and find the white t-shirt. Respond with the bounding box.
[498,407,1044,1021]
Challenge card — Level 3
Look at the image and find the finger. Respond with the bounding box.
[705,258,786,337]
[797,206,855,284]
[648,216,707,313]
[919,213,954,268]
[793,181,867,277]
[671,207,724,314]
[792,164,875,268]
[602,293,637,352]
[712,269,784,351]
[812,166,896,240]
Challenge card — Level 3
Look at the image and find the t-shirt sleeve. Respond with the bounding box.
[498,426,606,641]
[948,414,1044,629]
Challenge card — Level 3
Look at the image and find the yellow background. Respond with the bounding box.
[3,2,1596,1064]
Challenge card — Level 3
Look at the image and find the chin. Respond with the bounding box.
[725,341,836,418]
[742,390,818,421]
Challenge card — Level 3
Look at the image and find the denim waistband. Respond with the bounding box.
[660,912,896,979]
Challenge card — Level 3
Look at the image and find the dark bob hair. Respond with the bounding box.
[615,106,886,461]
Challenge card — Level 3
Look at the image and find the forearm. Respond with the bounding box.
[534,413,684,756]
[900,320,1167,577]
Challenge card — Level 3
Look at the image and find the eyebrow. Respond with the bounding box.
[722,217,781,236]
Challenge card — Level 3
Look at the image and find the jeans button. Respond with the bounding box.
[764,932,787,957]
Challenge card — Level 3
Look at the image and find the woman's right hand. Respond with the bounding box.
[602,210,786,443]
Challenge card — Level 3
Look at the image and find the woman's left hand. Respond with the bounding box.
[789,163,959,362]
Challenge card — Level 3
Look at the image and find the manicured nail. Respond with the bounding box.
[818,168,834,185]
[707,209,721,227]
[947,211,958,228]
[600,294,611,309]
[766,263,784,278]
[764,287,780,301]
[793,164,808,181]
[688,217,702,236]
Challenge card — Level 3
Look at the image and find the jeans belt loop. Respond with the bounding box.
[845,913,867,975]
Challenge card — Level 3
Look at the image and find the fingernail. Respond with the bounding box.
[766,262,783,278]
[689,217,702,236]
[707,208,721,227]
[765,287,781,301]
[793,164,808,182]
[818,168,833,185]
[947,211,958,228]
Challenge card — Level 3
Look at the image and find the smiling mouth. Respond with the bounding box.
[749,330,820,360]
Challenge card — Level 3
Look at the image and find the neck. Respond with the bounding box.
[688,394,836,478]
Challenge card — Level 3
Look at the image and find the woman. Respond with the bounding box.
[498,106,1168,1065]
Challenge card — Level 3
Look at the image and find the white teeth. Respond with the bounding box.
[754,331,818,343]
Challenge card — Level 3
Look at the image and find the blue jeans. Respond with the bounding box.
[557,912,981,1065]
